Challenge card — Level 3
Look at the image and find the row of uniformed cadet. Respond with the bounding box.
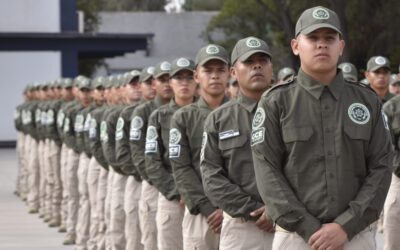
[13,5,400,250]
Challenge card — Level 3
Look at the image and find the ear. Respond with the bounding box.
[230,65,236,80]
[364,71,369,79]
[291,38,300,56]
[339,39,345,56]
[194,69,200,84]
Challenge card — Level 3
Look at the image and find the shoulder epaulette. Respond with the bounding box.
[262,75,296,97]
[344,79,377,95]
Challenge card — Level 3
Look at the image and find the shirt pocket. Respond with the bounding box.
[282,126,314,143]
[218,134,248,152]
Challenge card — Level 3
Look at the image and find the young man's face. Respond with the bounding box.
[153,74,173,100]
[140,79,156,101]
[170,70,197,101]
[365,68,391,91]
[389,83,400,95]
[195,59,230,97]
[125,78,142,103]
[92,87,105,103]
[231,53,272,96]
[291,28,345,75]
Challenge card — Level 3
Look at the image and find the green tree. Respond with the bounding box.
[184,0,223,11]
[205,0,400,74]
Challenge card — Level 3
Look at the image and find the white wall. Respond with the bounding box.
[0,52,61,141]
[0,0,60,32]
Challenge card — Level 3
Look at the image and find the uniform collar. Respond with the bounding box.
[154,95,164,107]
[236,93,258,113]
[298,68,344,100]
[197,95,229,110]
[382,91,395,103]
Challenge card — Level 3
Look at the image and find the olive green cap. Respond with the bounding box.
[338,62,358,82]
[63,78,73,88]
[153,61,171,79]
[93,76,106,89]
[231,37,272,65]
[389,74,400,85]
[73,75,86,87]
[367,56,391,72]
[78,77,91,90]
[170,57,195,76]
[195,44,229,67]
[139,66,155,82]
[32,82,41,91]
[126,70,141,84]
[40,82,49,90]
[277,67,295,81]
[295,6,342,37]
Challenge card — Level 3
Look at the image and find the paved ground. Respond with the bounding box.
[0,148,386,249]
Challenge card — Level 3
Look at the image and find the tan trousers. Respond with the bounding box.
[182,208,219,250]
[96,166,109,250]
[49,140,62,224]
[384,174,400,250]
[272,225,375,250]
[139,181,158,250]
[76,153,91,250]
[110,172,128,250]
[43,139,53,220]
[21,133,30,201]
[124,176,143,250]
[156,193,184,250]
[27,136,40,211]
[15,132,26,198]
[66,148,80,237]
[105,166,115,250]
[220,212,273,250]
[38,140,47,216]
[87,157,102,250]
[60,143,69,228]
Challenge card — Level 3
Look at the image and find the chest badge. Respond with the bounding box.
[348,103,370,125]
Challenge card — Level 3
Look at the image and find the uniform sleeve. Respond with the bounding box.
[251,95,321,241]
[170,112,216,217]
[201,113,262,220]
[89,114,108,170]
[130,107,151,182]
[334,100,392,240]
[145,110,179,201]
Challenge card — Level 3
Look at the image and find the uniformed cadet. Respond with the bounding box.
[365,56,394,103]
[200,37,274,250]
[277,67,296,84]
[170,44,230,250]
[338,62,358,82]
[63,76,88,245]
[144,58,196,250]
[100,75,127,250]
[57,78,75,233]
[130,63,172,250]
[74,77,96,250]
[227,78,239,99]
[251,6,392,250]
[388,74,400,96]
[382,91,400,249]
[114,70,146,250]
[44,79,64,228]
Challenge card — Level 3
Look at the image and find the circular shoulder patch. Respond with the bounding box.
[348,103,370,125]
[252,107,266,128]
[246,37,261,48]
[160,61,171,71]
[342,64,352,73]
[131,116,144,129]
[177,58,190,67]
[100,121,107,133]
[206,45,220,55]
[312,8,330,20]
[146,126,158,141]
[169,128,182,145]
[375,56,386,65]
[116,117,124,131]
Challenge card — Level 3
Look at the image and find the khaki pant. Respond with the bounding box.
[43,139,53,220]
[273,225,375,250]
[38,140,47,216]
[49,140,62,224]
[220,212,273,250]
[76,153,91,250]
[384,174,400,250]
[66,148,80,237]
[182,208,219,250]
[60,143,69,228]
[87,157,102,250]
[110,172,128,250]
[156,193,184,250]
[21,133,30,201]
[124,176,143,250]
[105,166,115,250]
[16,132,26,198]
[139,180,158,250]
[96,166,109,250]
[27,136,40,211]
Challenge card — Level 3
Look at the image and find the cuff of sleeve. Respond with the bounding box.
[334,210,356,240]
[245,201,264,221]
[199,202,217,218]
[276,212,321,242]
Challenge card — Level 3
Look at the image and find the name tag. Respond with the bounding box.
[145,141,158,153]
[219,130,240,140]
[169,145,181,158]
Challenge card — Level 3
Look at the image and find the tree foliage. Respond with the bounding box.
[205,0,400,73]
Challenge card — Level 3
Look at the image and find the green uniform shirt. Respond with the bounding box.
[382,91,395,104]
[383,95,400,177]
[100,105,125,174]
[130,96,164,183]
[75,104,96,155]
[145,99,181,201]
[45,99,63,146]
[63,102,84,150]
[170,96,228,217]
[14,104,23,132]
[252,69,392,241]
[89,105,108,170]
[57,100,75,144]
[22,100,38,139]
[201,94,263,220]
[115,102,143,180]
